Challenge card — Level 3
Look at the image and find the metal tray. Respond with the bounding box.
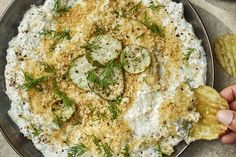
[0,0,213,156]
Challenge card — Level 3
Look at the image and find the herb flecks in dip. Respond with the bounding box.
[5,0,207,156]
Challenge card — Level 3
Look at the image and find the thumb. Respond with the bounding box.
[217,110,236,132]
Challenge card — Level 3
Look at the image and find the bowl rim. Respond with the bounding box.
[0,0,214,157]
[0,0,24,155]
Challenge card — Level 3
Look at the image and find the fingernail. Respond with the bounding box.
[217,110,233,125]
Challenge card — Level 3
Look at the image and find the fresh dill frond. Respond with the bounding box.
[87,71,99,84]
[99,62,116,89]
[91,135,113,156]
[184,48,195,60]
[92,135,102,152]
[53,114,62,128]
[21,72,48,91]
[126,1,142,15]
[136,32,146,40]
[87,60,117,89]
[39,29,71,41]
[67,143,88,157]
[122,144,131,157]
[53,81,74,108]
[113,96,123,104]
[30,124,41,137]
[108,103,120,120]
[142,12,165,37]
[148,4,165,11]
[185,78,193,86]
[102,143,113,157]
[108,96,122,120]
[154,144,163,157]
[53,0,70,15]
[94,25,106,36]
[41,62,55,73]
[80,36,102,51]
[120,51,129,68]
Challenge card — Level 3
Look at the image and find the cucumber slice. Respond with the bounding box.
[87,64,124,100]
[51,100,75,122]
[69,56,94,91]
[87,35,122,65]
[121,45,151,73]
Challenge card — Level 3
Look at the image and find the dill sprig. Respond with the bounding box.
[148,4,165,11]
[108,96,123,120]
[136,32,146,40]
[154,144,163,157]
[122,144,131,157]
[87,60,117,89]
[142,12,165,37]
[126,1,142,15]
[39,29,71,41]
[185,78,193,86]
[41,62,55,74]
[53,114,62,128]
[53,81,74,108]
[108,103,120,120]
[92,135,102,152]
[102,143,113,157]
[184,48,195,60]
[94,25,106,36]
[91,135,113,157]
[30,124,41,137]
[80,36,102,51]
[67,143,88,157]
[21,72,48,91]
[53,0,70,15]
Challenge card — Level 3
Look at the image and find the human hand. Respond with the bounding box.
[217,84,236,144]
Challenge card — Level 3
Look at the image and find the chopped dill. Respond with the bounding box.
[53,114,62,128]
[154,144,163,157]
[53,0,70,15]
[142,12,165,37]
[91,135,113,157]
[185,78,193,86]
[122,144,131,157]
[92,135,102,152]
[102,143,113,157]
[80,36,102,51]
[136,32,146,40]
[93,25,106,36]
[39,29,71,50]
[108,96,123,120]
[87,60,117,89]
[184,48,195,60]
[53,81,74,108]
[148,4,165,11]
[120,51,127,66]
[41,62,55,73]
[126,1,142,15]
[67,143,88,157]
[39,29,71,41]
[30,124,41,137]
[21,72,48,91]
[108,103,120,120]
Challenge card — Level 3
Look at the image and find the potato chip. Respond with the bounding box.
[189,85,228,140]
[214,34,236,78]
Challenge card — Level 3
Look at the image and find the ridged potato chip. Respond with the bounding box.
[214,34,236,78]
[189,85,228,140]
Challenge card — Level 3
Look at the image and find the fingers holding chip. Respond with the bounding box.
[189,85,229,141]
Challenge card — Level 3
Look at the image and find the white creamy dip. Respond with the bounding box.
[5,0,207,156]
